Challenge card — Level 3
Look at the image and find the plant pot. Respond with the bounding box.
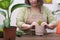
[3,26,17,40]
[35,25,45,36]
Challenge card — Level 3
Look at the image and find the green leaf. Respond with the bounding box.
[0,0,11,10]
[37,20,42,25]
[10,0,14,4]
[1,1,6,9]
[5,1,10,9]
[0,10,6,17]
[11,4,30,13]
[0,0,2,1]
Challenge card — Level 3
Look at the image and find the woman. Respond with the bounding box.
[16,0,57,35]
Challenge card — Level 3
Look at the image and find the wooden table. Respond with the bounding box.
[0,33,60,40]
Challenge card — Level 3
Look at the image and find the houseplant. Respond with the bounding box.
[0,0,30,39]
[0,0,17,40]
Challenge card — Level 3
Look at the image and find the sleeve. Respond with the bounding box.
[16,7,26,28]
[46,7,57,27]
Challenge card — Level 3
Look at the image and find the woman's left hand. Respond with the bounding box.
[41,22,48,27]
[48,23,55,29]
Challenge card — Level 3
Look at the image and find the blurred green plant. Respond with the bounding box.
[37,20,42,25]
[16,30,26,37]
[0,0,29,37]
[0,0,29,28]
[0,0,14,28]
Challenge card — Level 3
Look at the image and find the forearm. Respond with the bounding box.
[21,23,31,29]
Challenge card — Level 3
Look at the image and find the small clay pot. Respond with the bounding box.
[3,26,17,40]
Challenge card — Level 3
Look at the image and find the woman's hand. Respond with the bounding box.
[48,23,55,29]
[21,24,31,30]
[31,22,48,27]
[31,22,39,27]
[41,22,48,27]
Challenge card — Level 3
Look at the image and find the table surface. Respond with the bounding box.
[0,33,60,40]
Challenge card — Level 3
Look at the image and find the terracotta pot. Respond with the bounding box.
[3,26,17,40]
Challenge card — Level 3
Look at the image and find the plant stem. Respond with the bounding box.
[7,9,10,27]
[7,10,9,18]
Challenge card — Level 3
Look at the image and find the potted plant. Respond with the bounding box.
[0,0,16,40]
[0,0,30,40]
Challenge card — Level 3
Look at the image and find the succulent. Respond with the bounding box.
[37,20,42,25]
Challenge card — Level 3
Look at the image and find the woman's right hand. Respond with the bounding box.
[31,22,39,27]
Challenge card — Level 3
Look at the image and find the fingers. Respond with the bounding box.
[48,23,55,28]
[41,22,48,27]
[31,22,38,27]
